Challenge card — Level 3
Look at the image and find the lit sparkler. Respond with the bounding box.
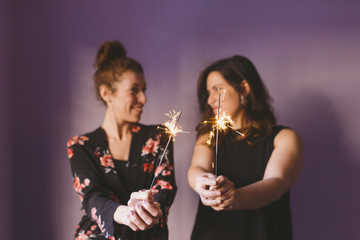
[158,110,187,138]
[203,112,243,145]
[202,93,243,175]
[149,110,188,189]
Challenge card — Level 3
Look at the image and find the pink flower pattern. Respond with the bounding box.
[162,170,172,176]
[74,223,99,240]
[154,165,165,176]
[151,180,173,192]
[99,154,115,168]
[132,124,141,133]
[143,162,154,173]
[68,148,74,158]
[67,135,89,148]
[75,232,89,240]
[94,148,116,174]
[73,176,90,202]
[69,126,176,239]
[154,160,173,176]
[91,207,106,234]
[141,135,161,156]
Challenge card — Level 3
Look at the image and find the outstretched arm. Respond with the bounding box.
[214,128,303,210]
[188,134,222,207]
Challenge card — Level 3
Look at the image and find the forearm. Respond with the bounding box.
[232,178,287,210]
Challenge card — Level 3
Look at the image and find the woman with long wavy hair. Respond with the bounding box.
[188,55,302,240]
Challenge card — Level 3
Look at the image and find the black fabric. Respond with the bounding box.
[67,123,177,240]
[113,160,138,194]
[191,126,293,240]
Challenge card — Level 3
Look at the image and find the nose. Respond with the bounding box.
[138,90,147,104]
[207,91,216,107]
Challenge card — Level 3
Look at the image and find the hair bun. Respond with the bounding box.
[95,40,127,69]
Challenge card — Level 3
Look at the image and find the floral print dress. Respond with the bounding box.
[67,123,177,240]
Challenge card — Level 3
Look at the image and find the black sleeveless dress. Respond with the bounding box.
[191,126,293,240]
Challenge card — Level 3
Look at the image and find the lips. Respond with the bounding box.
[212,107,218,114]
[132,105,143,114]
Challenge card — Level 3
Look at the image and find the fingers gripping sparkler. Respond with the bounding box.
[149,110,188,189]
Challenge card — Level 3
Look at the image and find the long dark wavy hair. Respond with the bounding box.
[197,55,276,144]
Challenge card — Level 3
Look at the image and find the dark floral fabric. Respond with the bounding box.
[67,124,177,240]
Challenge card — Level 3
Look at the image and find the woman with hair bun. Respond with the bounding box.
[67,40,177,240]
[188,55,303,239]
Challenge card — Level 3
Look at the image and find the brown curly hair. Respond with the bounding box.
[93,40,143,103]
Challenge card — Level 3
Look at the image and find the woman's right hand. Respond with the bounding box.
[113,190,162,231]
[195,173,221,207]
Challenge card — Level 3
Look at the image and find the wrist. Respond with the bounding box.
[113,205,129,225]
[231,188,242,210]
[153,201,161,208]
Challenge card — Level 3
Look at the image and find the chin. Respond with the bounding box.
[131,115,142,123]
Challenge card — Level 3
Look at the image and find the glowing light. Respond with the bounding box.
[202,92,243,176]
[203,112,243,145]
[150,110,188,189]
[158,110,188,139]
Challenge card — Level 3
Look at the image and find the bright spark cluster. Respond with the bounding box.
[159,110,188,139]
[203,112,241,145]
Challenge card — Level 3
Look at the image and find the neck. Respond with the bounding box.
[101,109,132,141]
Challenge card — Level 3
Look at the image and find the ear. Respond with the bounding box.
[99,85,112,103]
[241,80,251,96]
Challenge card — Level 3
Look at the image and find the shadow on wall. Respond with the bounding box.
[281,89,360,240]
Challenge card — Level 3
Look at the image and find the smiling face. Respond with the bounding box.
[206,71,242,123]
[105,71,147,124]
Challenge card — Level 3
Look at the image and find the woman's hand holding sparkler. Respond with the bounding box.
[117,110,185,231]
[209,175,235,211]
[113,190,162,231]
[127,190,163,231]
[195,173,221,207]
[194,173,236,211]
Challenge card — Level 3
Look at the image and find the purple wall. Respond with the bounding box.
[4,1,360,239]
[0,0,12,238]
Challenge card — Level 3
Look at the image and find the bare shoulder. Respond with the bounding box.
[264,128,303,195]
[195,133,211,146]
[274,128,302,148]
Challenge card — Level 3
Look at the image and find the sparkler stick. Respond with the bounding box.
[149,110,187,189]
[202,92,244,176]
[215,93,221,176]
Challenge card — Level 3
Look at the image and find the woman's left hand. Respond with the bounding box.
[210,175,235,211]
[127,190,163,230]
